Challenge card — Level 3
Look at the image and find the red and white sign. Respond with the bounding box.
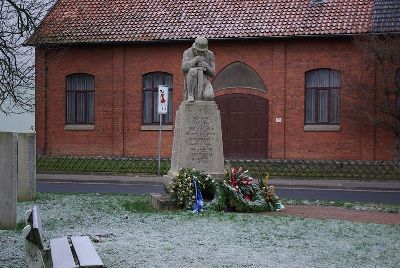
[158,85,168,114]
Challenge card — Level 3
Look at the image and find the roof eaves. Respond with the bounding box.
[26,33,363,47]
[24,0,62,46]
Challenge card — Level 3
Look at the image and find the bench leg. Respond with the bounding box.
[25,239,45,268]
[23,225,46,268]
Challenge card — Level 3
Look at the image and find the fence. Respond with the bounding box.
[36,155,400,179]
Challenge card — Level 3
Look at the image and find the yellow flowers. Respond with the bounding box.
[263,174,270,188]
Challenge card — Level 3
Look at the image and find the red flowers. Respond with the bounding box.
[226,167,255,200]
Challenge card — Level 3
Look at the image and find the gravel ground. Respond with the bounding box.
[1,193,399,268]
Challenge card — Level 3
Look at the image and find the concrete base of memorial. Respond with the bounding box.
[150,193,177,210]
[165,101,225,188]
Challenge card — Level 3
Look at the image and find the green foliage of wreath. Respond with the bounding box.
[166,168,214,209]
[167,167,283,212]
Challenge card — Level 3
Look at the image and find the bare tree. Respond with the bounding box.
[0,0,54,114]
[352,34,400,161]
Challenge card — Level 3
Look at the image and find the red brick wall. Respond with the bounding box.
[35,38,393,160]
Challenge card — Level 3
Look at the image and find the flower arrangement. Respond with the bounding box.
[210,165,271,212]
[260,174,284,211]
[167,166,284,213]
[166,168,213,209]
[225,167,256,201]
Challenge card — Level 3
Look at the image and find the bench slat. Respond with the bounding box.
[50,237,77,268]
[71,236,103,267]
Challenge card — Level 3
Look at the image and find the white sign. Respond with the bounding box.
[158,85,168,114]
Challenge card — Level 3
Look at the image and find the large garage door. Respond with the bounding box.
[216,94,268,159]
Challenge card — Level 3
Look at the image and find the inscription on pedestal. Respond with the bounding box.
[185,107,216,169]
[168,101,224,178]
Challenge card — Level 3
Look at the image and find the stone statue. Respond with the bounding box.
[182,37,216,102]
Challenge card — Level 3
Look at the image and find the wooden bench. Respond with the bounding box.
[23,205,104,268]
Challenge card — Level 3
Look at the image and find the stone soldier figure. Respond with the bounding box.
[182,37,216,101]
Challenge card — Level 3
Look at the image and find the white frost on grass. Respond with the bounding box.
[0,193,399,267]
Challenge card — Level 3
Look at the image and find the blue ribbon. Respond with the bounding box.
[192,176,204,213]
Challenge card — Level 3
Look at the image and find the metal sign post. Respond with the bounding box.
[157,85,168,176]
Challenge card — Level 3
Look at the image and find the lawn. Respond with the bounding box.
[1,193,399,267]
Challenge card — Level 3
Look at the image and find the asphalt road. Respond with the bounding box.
[37,181,400,204]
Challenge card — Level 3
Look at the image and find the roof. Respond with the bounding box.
[372,0,400,33]
[27,0,399,46]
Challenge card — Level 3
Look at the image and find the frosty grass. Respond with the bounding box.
[1,193,399,267]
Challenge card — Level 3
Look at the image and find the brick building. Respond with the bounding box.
[28,0,400,160]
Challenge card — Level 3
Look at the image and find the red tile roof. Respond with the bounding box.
[27,0,384,45]
[372,0,400,33]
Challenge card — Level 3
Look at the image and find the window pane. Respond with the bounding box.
[87,75,95,91]
[76,93,86,123]
[143,91,153,124]
[166,90,173,123]
[66,76,73,91]
[144,74,152,89]
[87,92,94,123]
[67,92,75,123]
[397,92,400,111]
[165,74,173,88]
[306,71,316,88]
[318,90,328,123]
[306,69,329,87]
[330,89,340,123]
[153,92,159,123]
[330,70,340,87]
[397,71,400,110]
[154,73,164,88]
[305,88,315,123]
[77,75,85,91]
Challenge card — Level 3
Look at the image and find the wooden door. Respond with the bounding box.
[216,94,268,159]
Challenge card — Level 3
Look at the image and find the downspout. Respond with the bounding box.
[44,48,48,154]
[123,46,126,156]
[373,55,377,160]
[283,41,287,159]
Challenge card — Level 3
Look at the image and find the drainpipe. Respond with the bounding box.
[283,41,287,159]
[43,48,48,154]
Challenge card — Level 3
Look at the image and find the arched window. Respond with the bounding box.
[212,61,267,91]
[142,72,173,125]
[66,73,95,124]
[305,69,340,124]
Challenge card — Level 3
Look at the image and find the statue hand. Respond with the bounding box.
[197,60,207,68]
[194,56,206,63]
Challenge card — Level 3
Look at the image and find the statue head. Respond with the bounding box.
[192,37,208,52]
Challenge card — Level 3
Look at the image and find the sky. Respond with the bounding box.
[0,111,34,132]
[0,0,55,133]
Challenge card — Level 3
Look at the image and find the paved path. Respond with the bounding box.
[268,205,400,225]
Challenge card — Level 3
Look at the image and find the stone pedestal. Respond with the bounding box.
[150,193,177,210]
[18,133,36,201]
[0,132,17,229]
[165,101,224,186]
